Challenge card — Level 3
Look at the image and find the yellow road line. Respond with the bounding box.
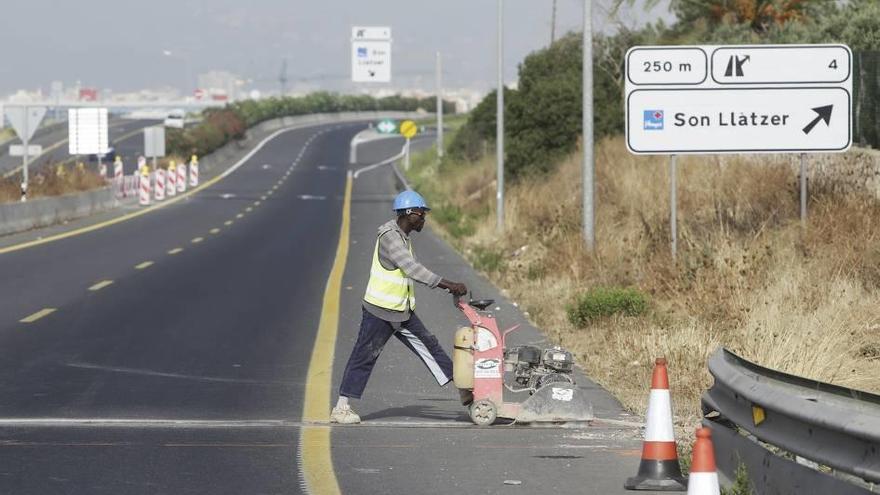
[168,248,184,255]
[0,125,299,256]
[20,308,57,323]
[135,261,154,270]
[88,280,114,291]
[209,228,220,234]
[191,237,204,244]
[298,172,351,494]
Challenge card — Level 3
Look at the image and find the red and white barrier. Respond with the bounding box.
[625,357,687,491]
[166,162,177,197]
[687,428,720,495]
[139,169,151,206]
[177,161,186,193]
[155,168,166,201]
[189,154,199,187]
[114,158,124,198]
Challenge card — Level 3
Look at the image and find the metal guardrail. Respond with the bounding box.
[701,348,880,494]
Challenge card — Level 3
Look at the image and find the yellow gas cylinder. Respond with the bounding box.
[453,326,475,389]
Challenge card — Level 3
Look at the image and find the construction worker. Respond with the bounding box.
[331,190,470,424]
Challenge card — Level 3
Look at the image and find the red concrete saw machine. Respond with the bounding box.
[453,297,594,426]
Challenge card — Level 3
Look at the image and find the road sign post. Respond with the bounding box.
[670,155,677,260]
[6,105,47,201]
[625,44,852,251]
[497,0,505,232]
[583,0,594,250]
[436,51,444,160]
[399,120,418,171]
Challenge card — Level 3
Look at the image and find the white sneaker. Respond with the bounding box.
[330,404,361,424]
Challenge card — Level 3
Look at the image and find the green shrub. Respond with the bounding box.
[431,204,476,239]
[566,287,648,327]
[472,246,505,272]
[166,92,451,159]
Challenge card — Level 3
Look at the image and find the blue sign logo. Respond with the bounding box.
[643,110,664,130]
[357,47,368,58]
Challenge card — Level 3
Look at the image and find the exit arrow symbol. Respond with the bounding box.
[802,105,834,135]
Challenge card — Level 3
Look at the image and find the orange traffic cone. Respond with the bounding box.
[625,357,687,491]
[687,427,720,495]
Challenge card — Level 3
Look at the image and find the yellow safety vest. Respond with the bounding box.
[363,232,415,311]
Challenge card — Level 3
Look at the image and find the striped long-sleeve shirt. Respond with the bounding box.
[363,219,442,322]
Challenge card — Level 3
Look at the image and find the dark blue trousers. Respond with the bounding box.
[339,307,453,399]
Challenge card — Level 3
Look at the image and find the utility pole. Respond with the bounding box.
[582,0,595,250]
[551,0,558,44]
[279,58,289,96]
[436,51,444,159]
[497,0,505,232]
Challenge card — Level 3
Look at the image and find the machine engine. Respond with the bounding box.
[504,344,575,394]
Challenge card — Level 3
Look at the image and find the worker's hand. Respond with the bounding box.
[439,279,468,297]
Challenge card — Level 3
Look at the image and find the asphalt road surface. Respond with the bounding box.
[0,122,654,494]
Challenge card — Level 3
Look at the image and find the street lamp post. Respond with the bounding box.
[496,0,505,232]
[582,0,595,250]
[162,49,193,98]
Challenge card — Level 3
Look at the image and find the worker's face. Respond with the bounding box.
[409,209,428,232]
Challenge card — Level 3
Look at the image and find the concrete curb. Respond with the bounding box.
[0,111,428,236]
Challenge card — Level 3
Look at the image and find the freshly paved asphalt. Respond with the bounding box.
[0,124,655,494]
[0,122,349,493]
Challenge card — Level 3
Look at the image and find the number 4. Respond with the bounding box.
[829,59,838,69]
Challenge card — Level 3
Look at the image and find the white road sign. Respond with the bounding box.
[68,108,109,155]
[6,106,47,142]
[352,26,391,83]
[352,26,390,40]
[144,126,166,158]
[9,145,42,156]
[625,44,852,154]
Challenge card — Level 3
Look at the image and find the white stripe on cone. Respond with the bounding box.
[189,160,199,187]
[155,169,165,201]
[645,389,675,442]
[166,167,177,197]
[177,163,186,192]
[139,174,151,206]
[114,162,124,198]
[687,472,720,495]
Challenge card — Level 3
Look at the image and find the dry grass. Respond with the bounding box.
[410,136,880,428]
[0,162,109,203]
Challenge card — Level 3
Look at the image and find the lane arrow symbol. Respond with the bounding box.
[802,105,833,135]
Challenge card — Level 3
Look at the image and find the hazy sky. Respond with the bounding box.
[0,0,672,95]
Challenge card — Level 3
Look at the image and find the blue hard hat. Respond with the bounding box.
[392,190,430,211]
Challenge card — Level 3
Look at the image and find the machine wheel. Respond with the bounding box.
[469,399,497,426]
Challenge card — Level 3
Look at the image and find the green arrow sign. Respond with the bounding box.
[376,119,398,134]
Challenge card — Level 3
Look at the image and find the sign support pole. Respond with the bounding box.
[670,154,678,260]
[21,105,29,202]
[436,51,444,160]
[800,153,807,225]
[496,0,505,232]
[404,138,411,171]
[582,0,594,250]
